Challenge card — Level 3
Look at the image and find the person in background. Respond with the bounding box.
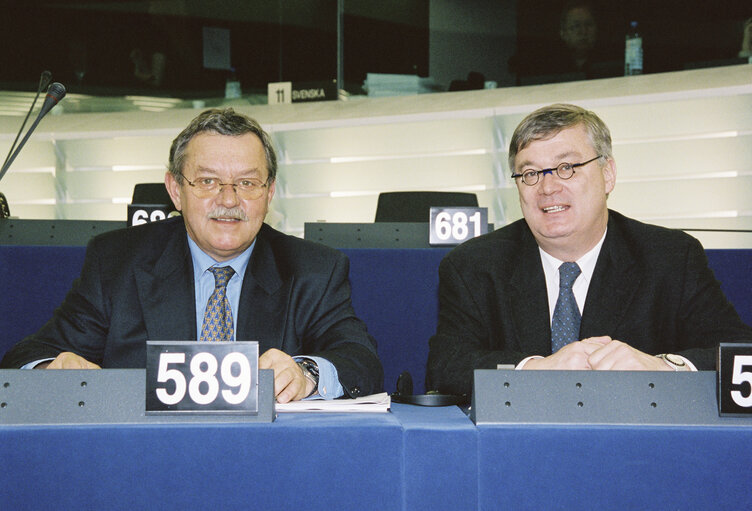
[738,16,752,58]
[511,1,622,85]
[558,1,599,74]
[0,108,383,403]
[427,103,752,397]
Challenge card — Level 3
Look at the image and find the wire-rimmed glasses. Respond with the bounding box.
[180,174,269,200]
[511,155,603,186]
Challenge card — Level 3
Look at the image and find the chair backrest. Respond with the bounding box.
[0,192,10,218]
[132,183,172,205]
[374,191,479,222]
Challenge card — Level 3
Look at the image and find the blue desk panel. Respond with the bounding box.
[392,404,478,511]
[0,245,86,345]
[3,399,752,510]
[345,248,449,394]
[1,412,405,511]
[477,424,752,510]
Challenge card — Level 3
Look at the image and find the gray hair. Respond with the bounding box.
[168,108,278,183]
[508,103,613,171]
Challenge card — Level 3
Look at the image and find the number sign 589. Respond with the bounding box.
[146,341,259,414]
[718,343,752,416]
[156,351,251,405]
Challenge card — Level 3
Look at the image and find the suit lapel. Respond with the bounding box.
[134,225,197,340]
[581,215,641,337]
[236,228,287,351]
[508,228,552,355]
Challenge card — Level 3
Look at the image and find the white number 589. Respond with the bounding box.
[730,355,752,407]
[155,351,251,406]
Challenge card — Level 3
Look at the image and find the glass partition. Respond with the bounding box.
[1,1,748,104]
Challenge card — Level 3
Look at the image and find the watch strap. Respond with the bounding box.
[656,353,691,371]
[297,359,320,394]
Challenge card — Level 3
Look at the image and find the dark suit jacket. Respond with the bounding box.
[1,217,383,397]
[427,210,752,396]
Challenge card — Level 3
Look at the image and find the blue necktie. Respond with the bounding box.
[200,266,235,342]
[551,262,582,352]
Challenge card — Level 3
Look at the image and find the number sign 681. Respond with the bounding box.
[430,207,488,245]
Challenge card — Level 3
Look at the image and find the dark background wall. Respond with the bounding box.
[0,0,748,97]
[515,0,750,77]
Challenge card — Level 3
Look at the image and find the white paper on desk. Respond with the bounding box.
[276,392,390,413]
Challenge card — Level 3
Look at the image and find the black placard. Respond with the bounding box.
[146,341,259,415]
[718,343,752,416]
[267,80,337,104]
[127,204,179,227]
[429,207,488,246]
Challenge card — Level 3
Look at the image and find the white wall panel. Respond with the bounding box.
[63,170,168,200]
[0,64,749,247]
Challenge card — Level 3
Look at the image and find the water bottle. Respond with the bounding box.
[225,67,242,99]
[624,21,643,75]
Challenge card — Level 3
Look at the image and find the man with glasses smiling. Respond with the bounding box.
[427,103,752,397]
[1,108,383,403]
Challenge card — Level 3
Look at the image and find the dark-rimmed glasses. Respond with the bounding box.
[180,174,269,200]
[511,155,603,186]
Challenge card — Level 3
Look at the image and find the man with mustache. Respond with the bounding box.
[1,108,382,402]
[427,103,752,397]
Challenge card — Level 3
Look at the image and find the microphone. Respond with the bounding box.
[40,70,52,91]
[2,71,52,170]
[37,82,67,119]
[0,81,66,184]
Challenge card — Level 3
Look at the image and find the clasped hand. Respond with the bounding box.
[523,336,672,371]
[259,348,316,403]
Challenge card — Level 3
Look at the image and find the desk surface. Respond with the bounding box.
[2,403,751,510]
[1,404,476,511]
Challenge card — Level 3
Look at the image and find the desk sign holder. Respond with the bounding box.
[471,369,751,426]
[429,207,488,246]
[127,204,179,227]
[146,341,259,415]
[718,342,752,416]
[268,80,337,104]
[0,366,274,426]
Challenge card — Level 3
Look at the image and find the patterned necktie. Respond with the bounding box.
[200,266,235,342]
[551,262,582,352]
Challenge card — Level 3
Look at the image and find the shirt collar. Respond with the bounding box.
[186,236,255,280]
[539,228,607,286]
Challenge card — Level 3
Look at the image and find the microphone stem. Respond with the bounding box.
[0,113,47,183]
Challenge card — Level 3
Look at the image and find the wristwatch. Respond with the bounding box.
[297,358,320,393]
[657,353,690,371]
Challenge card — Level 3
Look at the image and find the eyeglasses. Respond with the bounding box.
[511,155,603,186]
[180,174,269,200]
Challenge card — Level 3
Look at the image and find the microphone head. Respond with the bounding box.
[46,82,66,103]
[40,70,52,90]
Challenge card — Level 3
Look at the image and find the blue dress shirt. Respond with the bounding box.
[187,237,342,399]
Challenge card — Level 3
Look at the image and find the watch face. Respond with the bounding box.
[665,354,686,366]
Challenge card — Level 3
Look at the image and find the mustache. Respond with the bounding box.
[208,207,248,221]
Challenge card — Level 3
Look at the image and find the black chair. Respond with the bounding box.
[131,183,173,205]
[374,191,479,222]
[0,192,10,218]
